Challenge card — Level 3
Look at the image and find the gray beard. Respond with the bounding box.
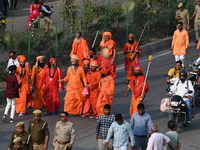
[71,65,75,71]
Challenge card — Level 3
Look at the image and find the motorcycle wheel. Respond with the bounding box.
[194,91,200,107]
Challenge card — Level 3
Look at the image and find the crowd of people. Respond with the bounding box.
[2,1,200,150]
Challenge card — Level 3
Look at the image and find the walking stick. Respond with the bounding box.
[92,30,100,48]
[140,55,153,101]
[130,22,148,61]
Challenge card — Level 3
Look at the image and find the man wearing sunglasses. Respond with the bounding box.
[53,112,75,150]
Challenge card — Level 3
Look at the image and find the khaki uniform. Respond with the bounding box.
[27,120,50,150]
[194,4,200,40]
[8,131,33,150]
[53,121,75,150]
[175,9,189,30]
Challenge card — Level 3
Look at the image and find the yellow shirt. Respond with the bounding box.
[168,68,180,78]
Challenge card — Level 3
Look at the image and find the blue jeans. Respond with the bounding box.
[134,136,148,150]
[185,99,192,122]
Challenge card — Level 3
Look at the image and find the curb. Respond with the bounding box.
[115,29,195,65]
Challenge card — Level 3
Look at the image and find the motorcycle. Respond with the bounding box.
[189,59,200,107]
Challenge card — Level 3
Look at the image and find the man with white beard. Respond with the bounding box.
[59,55,88,115]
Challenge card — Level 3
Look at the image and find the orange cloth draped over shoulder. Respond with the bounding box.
[96,75,115,116]
[70,37,89,67]
[16,55,30,114]
[31,64,48,109]
[128,75,149,116]
[123,40,141,80]
[100,32,117,77]
[63,66,87,115]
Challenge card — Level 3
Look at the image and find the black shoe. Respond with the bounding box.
[194,40,198,43]
[10,7,13,10]
[2,114,7,121]
[10,118,14,123]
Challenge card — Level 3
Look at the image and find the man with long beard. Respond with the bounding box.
[100,32,117,78]
[96,67,115,119]
[123,33,141,84]
[38,58,64,116]
[59,55,88,115]
[15,55,30,116]
[31,56,48,110]
[124,67,149,117]
[70,32,89,67]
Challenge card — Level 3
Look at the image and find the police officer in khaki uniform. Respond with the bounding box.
[190,0,200,43]
[12,137,22,150]
[53,112,75,150]
[175,3,190,30]
[27,110,49,150]
[8,122,33,150]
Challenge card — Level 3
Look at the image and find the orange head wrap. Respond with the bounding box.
[82,58,90,65]
[91,60,98,67]
[71,54,79,61]
[17,55,26,62]
[102,32,112,41]
[135,67,144,75]
[36,56,44,62]
[49,58,56,64]
[128,33,134,38]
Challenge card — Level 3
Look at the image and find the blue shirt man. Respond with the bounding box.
[105,113,135,150]
[130,103,153,150]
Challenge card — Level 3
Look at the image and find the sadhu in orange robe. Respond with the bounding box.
[31,61,48,109]
[16,55,30,114]
[100,32,117,78]
[70,37,89,67]
[128,74,149,116]
[96,68,115,116]
[123,39,141,80]
[38,58,64,113]
[82,60,102,115]
[64,66,87,115]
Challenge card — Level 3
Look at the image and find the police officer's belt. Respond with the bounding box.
[56,140,70,145]
[134,135,147,138]
[33,142,44,145]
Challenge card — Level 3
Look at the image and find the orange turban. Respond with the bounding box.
[135,67,144,74]
[17,55,26,62]
[102,32,112,40]
[49,58,56,64]
[91,60,98,67]
[82,59,90,65]
[36,56,44,61]
[128,33,134,38]
[71,54,79,61]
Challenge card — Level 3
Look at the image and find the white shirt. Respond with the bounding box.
[6,58,19,72]
[169,79,194,100]
[146,132,171,150]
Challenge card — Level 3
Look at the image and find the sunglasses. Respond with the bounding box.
[60,115,65,118]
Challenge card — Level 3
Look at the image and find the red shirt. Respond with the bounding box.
[5,74,22,98]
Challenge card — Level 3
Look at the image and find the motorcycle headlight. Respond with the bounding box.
[171,102,178,107]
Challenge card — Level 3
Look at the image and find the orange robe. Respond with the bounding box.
[70,38,89,67]
[100,39,117,77]
[197,38,200,50]
[31,64,48,109]
[96,75,115,116]
[38,67,64,113]
[123,41,141,80]
[16,66,30,114]
[171,29,189,55]
[128,75,149,116]
[83,70,102,115]
[64,66,87,115]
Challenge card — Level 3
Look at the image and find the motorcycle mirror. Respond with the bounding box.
[188,90,193,94]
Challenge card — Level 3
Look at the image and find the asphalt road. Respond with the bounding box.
[0,42,200,150]
[1,0,200,150]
